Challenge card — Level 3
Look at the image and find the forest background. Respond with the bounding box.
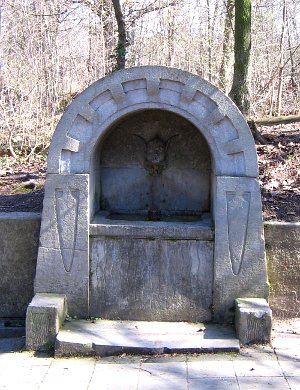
[0,0,299,220]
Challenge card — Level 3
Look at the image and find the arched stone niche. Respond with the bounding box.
[95,109,211,217]
[34,66,268,322]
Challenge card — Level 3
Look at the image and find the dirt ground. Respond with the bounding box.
[257,123,299,222]
[272,317,300,336]
[0,123,299,221]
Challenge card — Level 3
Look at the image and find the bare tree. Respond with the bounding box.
[112,0,126,70]
[276,0,287,116]
[1,0,300,160]
[219,0,234,93]
[229,0,251,116]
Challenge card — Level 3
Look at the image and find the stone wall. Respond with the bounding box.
[265,222,300,319]
[0,213,41,318]
[0,213,298,319]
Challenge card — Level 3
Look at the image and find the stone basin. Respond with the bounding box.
[90,211,213,240]
[89,210,215,321]
[107,213,203,223]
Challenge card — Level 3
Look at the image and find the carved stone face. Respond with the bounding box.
[146,138,166,164]
[134,134,178,177]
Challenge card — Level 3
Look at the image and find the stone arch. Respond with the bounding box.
[47,66,258,178]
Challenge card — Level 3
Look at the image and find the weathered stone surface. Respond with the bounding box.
[265,222,300,318]
[213,177,269,322]
[38,174,89,251]
[0,212,40,317]
[26,293,67,351]
[90,212,214,240]
[235,298,272,345]
[34,174,89,317]
[90,237,214,322]
[55,319,239,357]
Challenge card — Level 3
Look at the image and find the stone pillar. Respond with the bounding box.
[213,176,269,322]
[235,298,272,344]
[34,174,89,317]
[26,293,67,351]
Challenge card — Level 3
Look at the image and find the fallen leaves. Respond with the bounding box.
[257,123,300,221]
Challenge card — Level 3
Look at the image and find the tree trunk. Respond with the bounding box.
[253,114,300,126]
[206,0,212,82]
[219,0,234,93]
[276,0,287,116]
[112,0,126,70]
[95,0,115,74]
[229,0,251,116]
[287,17,297,90]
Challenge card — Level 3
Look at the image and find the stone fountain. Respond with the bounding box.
[26,67,271,353]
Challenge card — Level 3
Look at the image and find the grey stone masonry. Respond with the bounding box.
[55,320,239,357]
[26,293,67,351]
[90,237,214,322]
[235,298,272,345]
[265,222,300,318]
[0,212,40,317]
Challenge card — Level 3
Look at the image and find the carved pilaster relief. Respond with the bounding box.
[55,188,80,272]
[226,191,251,275]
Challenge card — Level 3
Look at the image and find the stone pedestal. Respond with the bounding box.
[26,293,67,351]
[235,298,272,345]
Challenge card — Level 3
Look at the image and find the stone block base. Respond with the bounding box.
[26,293,67,351]
[235,298,272,345]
